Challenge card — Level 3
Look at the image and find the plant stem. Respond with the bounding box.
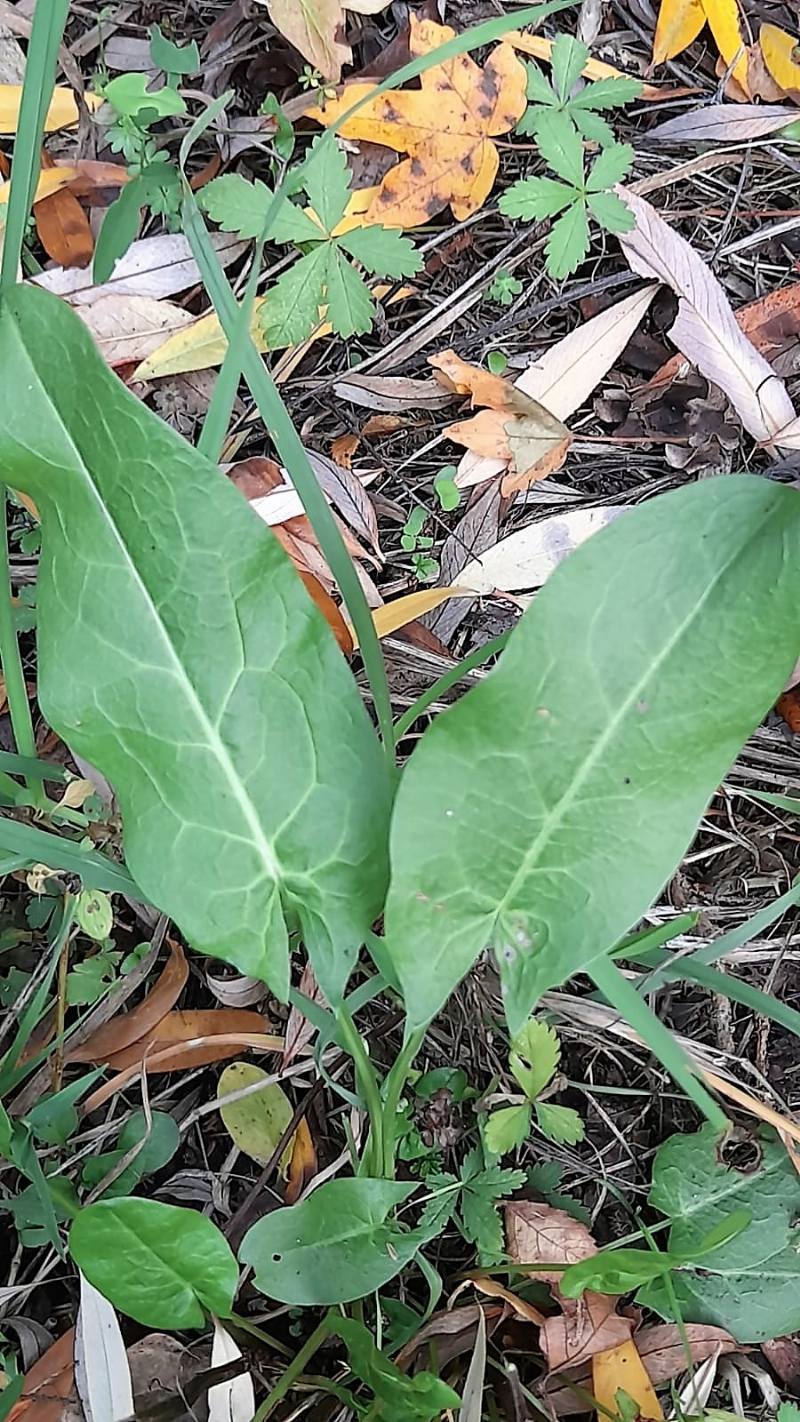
[589,955,729,1133]
[251,1315,332,1422]
[0,498,42,799]
[393,631,509,742]
[335,1003,384,1175]
[380,1026,425,1177]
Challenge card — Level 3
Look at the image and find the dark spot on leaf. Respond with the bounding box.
[410,157,424,177]
[717,1129,762,1173]
[461,153,475,174]
[272,1253,282,1262]
[623,776,631,785]
[425,195,443,218]
[478,101,493,119]
[480,67,500,103]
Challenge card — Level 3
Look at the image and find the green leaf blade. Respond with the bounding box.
[587,189,636,233]
[533,108,585,187]
[551,34,589,102]
[337,225,423,279]
[262,244,329,346]
[69,1198,238,1328]
[200,173,322,244]
[499,176,576,222]
[301,137,351,234]
[240,1178,417,1305]
[0,285,391,1004]
[384,477,800,1033]
[325,248,375,339]
[586,142,634,192]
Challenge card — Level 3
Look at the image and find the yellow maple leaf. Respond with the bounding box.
[759,23,800,96]
[308,16,527,228]
[652,0,749,95]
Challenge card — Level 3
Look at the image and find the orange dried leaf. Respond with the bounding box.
[285,1116,317,1203]
[331,432,360,468]
[68,940,188,1063]
[102,1008,276,1072]
[653,0,705,64]
[36,153,93,268]
[298,570,353,656]
[501,432,571,495]
[759,23,800,97]
[509,30,670,98]
[84,1022,282,1113]
[308,17,526,227]
[7,1330,75,1422]
[592,1340,664,1421]
[430,349,527,411]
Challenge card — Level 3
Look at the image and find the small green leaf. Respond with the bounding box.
[484,1104,531,1157]
[261,244,330,346]
[778,1405,800,1422]
[551,34,589,103]
[571,75,642,110]
[240,1178,419,1305]
[573,109,616,145]
[200,173,322,244]
[546,199,590,278]
[487,272,522,307]
[500,176,576,222]
[509,1018,560,1100]
[94,165,181,284]
[325,247,375,338]
[76,888,113,941]
[561,1246,675,1297]
[486,349,509,374]
[459,1154,526,1266]
[534,108,585,187]
[80,1110,180,1198]
[69,1198,238,1328]
[535,1101,585,1145]
[260,93,295,160]
[148,24,199,76]
[301,137,351,234]
[104,73,186,121]
[586,142,634,192]
[524,60,557,108]
[337,225,423,279]
[217,1062,294,1171]
[587,189,636,234]
[24,1073,104,1147]
[334,1315,461,1421]
[433,468,461,511]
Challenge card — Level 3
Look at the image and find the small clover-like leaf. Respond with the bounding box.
[500,176,576,222]
[484,1104,531,1157]
[546,199,590,279]
[261,244,329,347]
[587,189,636,233]
[535,1101,585,1145]
[551,34,589,103]
[337,225,423,278]
[534,108,585,188]
[510,1018,560,1100]
[325,246,375,338]
[587,142,634,192]
[301,136,351,234]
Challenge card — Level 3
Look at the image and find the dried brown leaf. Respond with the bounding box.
[68,940,188,1063]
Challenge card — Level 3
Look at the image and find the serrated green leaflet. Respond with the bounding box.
[637,1125,800,1342]
[69,1198,238,1328]
[0,285,391,1003]
[239,1178,419,1304]
[385,477,800,1034]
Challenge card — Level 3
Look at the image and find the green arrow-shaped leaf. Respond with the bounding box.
[0,285,391,1002]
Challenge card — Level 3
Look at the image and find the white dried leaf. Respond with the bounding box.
[75,1273,134,1422]
[208,1319,255,1422]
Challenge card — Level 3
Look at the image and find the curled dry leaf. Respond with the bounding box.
[617,187,796,443]
[285,1116,317,1203]
[505,1202,633,1371]
[284,961,328,1065]
[543,1322,741,1415]
[455,287,657,488]
[431,349,572,490]
[101,1009,278,1072]
[309,17,527,227]
[68,941,188,1063]
[7,1329,75,1422]
[649,103,800,142]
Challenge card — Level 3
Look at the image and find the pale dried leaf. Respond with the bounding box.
[458,1305,486,1422]
[504,1202,596,1281]
[206,968,268,1008]
[773,413,800,448]
[262,0,350,80]
[334,372,455,411]
[542,1296,633,1371]
[208,1321,254,1422]
[304,450,381,553]
[456,287,657,486]
[617,187,796,442]
[77,295,195,366]
[459,506,625,595]
[649,103,800,143]
[34,232,245,305]
[284,962,328,1066]
[75,1274,134,1422]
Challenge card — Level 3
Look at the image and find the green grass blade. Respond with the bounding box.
[638,877,800,992]
[589,955,729,1132]
[0,817,147,898]
[394,632,510,742]
[0,0,70,292]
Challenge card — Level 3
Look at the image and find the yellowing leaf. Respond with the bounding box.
[134,283,411,379]
[0,85,102,135]
[652,0,705,64]
[308,17,527,227]
[0,166,78,209]
[349,587,468,649]
[702,0,750,95]
[217,1062,296,1174]
[592,1340,664,1421]
[759,24,800,96]
[261,0,350,82]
